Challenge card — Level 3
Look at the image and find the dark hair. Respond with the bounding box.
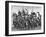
[31,12,36,15]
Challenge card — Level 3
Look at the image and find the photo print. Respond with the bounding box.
[5,1,45,36]
[12,6,41,31]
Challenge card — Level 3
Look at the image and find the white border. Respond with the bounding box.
[9,3,44,35]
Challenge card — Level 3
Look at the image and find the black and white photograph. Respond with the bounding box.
[5,1,45,36]
[12,6,41,31]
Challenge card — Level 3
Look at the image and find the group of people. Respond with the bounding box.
[13,8,41,30]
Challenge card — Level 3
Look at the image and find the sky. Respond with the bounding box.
[11,5,42,15]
